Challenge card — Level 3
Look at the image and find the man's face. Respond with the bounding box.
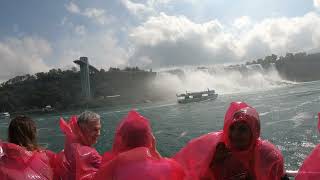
[82,120,101,146]
[229,121,252,151]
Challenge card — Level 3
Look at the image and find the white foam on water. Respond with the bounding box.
[39,143,49,149]
[276,144,286,151]
[37,118,45,121]
[38,127,50,130]
[277,107,294,112]
[265,119,292,126]
[178,131,187,138]
[291,112,315,128]
[301,141,316,148]
[37,128,51,134]
[266,112,315,127]
[101,103,177,119]
[259,111,271,116]
[296,100,314,110]
[103,109,131,115]
[140,103,176,110]
[155,130,163,135]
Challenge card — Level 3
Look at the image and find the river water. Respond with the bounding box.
[1,80,320,171]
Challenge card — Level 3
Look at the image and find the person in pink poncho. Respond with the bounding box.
[295,112,320,180]
[174,101,287,180]
[55,111,102,180]
[101,110,161,163]
[95,110,185,180]
[0,115,54,180]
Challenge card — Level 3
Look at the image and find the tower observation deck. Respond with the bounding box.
[74,57,98,99]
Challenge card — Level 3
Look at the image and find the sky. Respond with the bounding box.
[0,0,320,82]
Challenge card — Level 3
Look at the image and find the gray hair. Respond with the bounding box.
[78,111,100,126]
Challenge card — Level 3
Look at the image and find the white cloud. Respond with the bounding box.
[13,24,19,33]
[82,8,112,25]
[57,32,129,69]
[129,13,240,67]
[146,0,173,6]
[120,0,183,18]
[241,12,320,58]
[65,2,80,14]
[233,16,252,29]
[146,0,198,6]
[65,2,113,25]
[74,25,86,35]
[121,0,154,18]
[83,8,105,18]
[0,37,51,82]
[129,12,320,67]
[314,0,320,9]
[61,17,68,25]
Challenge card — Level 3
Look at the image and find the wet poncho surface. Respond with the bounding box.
[0,142,53,180]
[96,110,185,180]
[174,101,285,180]
[101,110,161,163]
[95,147,185,180]
[295,113,320,180]
[55,116,101,180]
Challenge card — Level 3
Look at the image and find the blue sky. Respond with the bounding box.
[0,0,319,81]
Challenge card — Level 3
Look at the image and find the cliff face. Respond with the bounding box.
[275,53,320,82]
[91,70,157,104]
[245,52,320,82]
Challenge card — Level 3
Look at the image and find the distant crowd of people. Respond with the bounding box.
[0,101,319,180]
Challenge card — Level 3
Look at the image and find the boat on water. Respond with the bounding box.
[0,112,10,118]
[176,89,218,104]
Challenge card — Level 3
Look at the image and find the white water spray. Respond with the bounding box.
[152,64,292,95]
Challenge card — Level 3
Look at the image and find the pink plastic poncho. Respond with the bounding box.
[96,110,184,180]
[174,101,285,180]
[95,147,185,180]
[0,142,53,180]
[295,112,320,180]
[101,110,161,164]
[55,116,102,180]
